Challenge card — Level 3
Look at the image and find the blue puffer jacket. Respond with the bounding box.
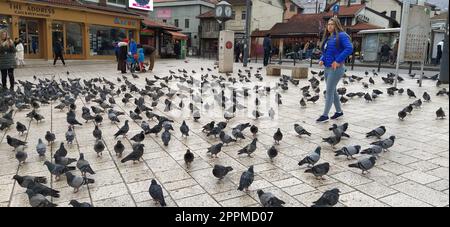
[320,32,353,67]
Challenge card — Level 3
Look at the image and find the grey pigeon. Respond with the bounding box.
[141,121,151,134]
[219,131,236,145]
[366,126,386,139]
[180,120,190,137]
[348,156,377,174]
[114,140,125,157]
[257,190,285,207]
[207,126,222,137]
[114,120,129,138]
[12,175,47,188]
[334,145,361,159]
[273,128,283,144]
[298,146,321,167]
[55,155,77,166]
[412,99,422,108]
[45,131,56,145]
[422,92,431,102]
[33,138,46,158]
[65,126,75,144]
[237,138,258,157]
[108,109,120,123]
[92,125,102,140]
[94,139,105,157]
[361,145,383,157]
[250,125,258,136]
[21,179,59,198]
[294,124,311,137]
[436,107,445,119]
[161,129,171,146]
[25,189,57,207]
[322,135,341,147]
[370,135,395,151]
[65,171,95,193]
[267,146,278,162]
[329,124,350,138]
[311,188,340,207]
[69,200,93,207]
[43,161,76,181]
[15,149,27,165]
[53,142,67,158]
[77,153,95,176]
[237,165,254,191]
[232,127,246,140]
[121,143,145,163]
[184,149,194,168]
[66,110,83,126]
[305,162,330,179]
[212,164,233,179]
[398,109,407,120]
[207,143,224,158]
[16,121,27,135]
[130,131,145,143]
[149,179,166,206]
[6,135,27,150]
[407,88,416,98]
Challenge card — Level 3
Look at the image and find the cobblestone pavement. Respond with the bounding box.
[0,59,448,207]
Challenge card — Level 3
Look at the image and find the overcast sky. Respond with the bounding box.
[427,0,448,11]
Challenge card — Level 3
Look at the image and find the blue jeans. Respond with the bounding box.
[323,66,344,116]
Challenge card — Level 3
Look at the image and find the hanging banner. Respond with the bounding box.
[129,0,153,11]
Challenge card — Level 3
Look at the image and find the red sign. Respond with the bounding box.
[226,41,233,49]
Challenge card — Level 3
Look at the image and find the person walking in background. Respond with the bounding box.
[390,39,399,65]
[316,17,353,123]
[117,38,128,74]
[53,38,65,66]
[0,30,17,91]
[380,42,391,62]
[263,33,272,66]
[234,41,241,63]
[31,38,37,54]
[436,40,443,65]
[15,38,25,67]
[143,44,157,72]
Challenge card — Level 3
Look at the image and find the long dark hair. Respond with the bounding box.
[321,17,347,50]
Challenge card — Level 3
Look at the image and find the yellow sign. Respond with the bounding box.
[9,2,55,18]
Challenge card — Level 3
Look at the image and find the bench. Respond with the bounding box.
[266,65,308,79]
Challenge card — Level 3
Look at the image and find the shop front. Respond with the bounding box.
[0,0,141,60]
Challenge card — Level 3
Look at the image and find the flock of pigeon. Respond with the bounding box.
[0,63,448,207]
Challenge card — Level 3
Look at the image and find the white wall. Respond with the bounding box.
[364,0,402,22]
[360,8,390,28]
[251,0,284,32]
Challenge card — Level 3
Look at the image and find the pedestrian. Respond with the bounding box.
[234,41,241,63]
[32,38,37,54]
[0,29,16,91]
[174,40,181,59]
[129,38,137,57]
[436,39,443,65]
[15,38,25,67]
[53,38,65,66]
[380,42,391,62]
[117,38,128,74]
[316,17,353,123]
[143,44,157,72]
[390,39,399,65]
[263,33,272,66]
[137,44,145,72]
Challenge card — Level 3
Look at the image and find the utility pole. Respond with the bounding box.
[394,0,410,87]
[439,10,449,83]
[243,0,252,67]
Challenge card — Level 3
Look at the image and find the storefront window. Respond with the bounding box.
[66,23,82,55]
[90,25,127,56]
[0,15,11,35]
[19,19,40,55]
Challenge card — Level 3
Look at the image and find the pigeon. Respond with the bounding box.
[436,107,445,119]
[121,143,145,163]
[398,109,407,120]
[250,125,258,137]
[305,162,330,179]
[184,149,194,168]
[311,188,340,207]
[66,110,83,126]
[207,143,224,158]
[366,126,386,139]
[212,164,233,180]
[65,171,95,193]
[93,139,105,157]
[334,145,361,159]
[54,155,77,166]
[180,120,190,137]
[16,122,27,135]
[267,146,278,162]
[361,145,383,157]
[422,92,431,102]
[45,131,56,145]
[15,149,27,165]
[238,138,258,157]
[219,131,236,145]
[114,140,125,157]
[232,127,246,140]
[237,165,254,192]
[257,190,286,207]
[398,88,404,94]
[273,128,283,144]
[268,107,275,120]
[65,126,75,144]
[299,98,307,107]
[77,153,95,176]
[202,121,215,132]
[130,131,145,143]
[69,200,93,207]
[43,161,76,181]
[348,156,377,174]
[294,124,311,137]
[94,114,103,125]
[147,122,163,135]
[207,126,222,138]
[370,135,395,151]
[161,129,171,146]
[407,89,416,98]
[53,142,67,158]
[307,95,319,103]
[329,124,350,138]
[322,135,341,147]
[108,110,120,123]
[298,146,321,167]
[149,179,166,207]
[114,120,129,139]
[12,175,48,188]
[364,93,373,102]
[35,138,46,157]
[6,135,27,150]
[25,189,57,207]
[92,125,102,140]
[412,99,422,108]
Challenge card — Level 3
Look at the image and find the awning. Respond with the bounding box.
[164,30,188,40]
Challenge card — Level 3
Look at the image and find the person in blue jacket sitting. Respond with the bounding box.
[316,17,353,123]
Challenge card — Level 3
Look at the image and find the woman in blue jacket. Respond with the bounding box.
[316,17,353,123]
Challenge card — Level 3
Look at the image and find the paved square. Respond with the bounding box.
[0,59,448,207]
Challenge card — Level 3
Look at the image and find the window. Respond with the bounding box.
[242,11,246,20]
[390,11,397,19]
[89,25,127,56]
[232,10,236,20]
[346,17,352,26]
[0,15,12,36]
[162,19,167,23]
[174,19,179,27]
[108,0,126,5]
[290,4,296,12]
[185,19,189,28]
[66,23,83,55]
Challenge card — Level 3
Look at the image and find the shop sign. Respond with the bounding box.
[114,17,137,27]
[9,2,55,18]
[129,0,153,11]
[156,9,172,19]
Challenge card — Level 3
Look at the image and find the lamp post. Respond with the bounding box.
[243,0,252,67]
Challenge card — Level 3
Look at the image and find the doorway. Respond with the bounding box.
[19,18,42,59]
